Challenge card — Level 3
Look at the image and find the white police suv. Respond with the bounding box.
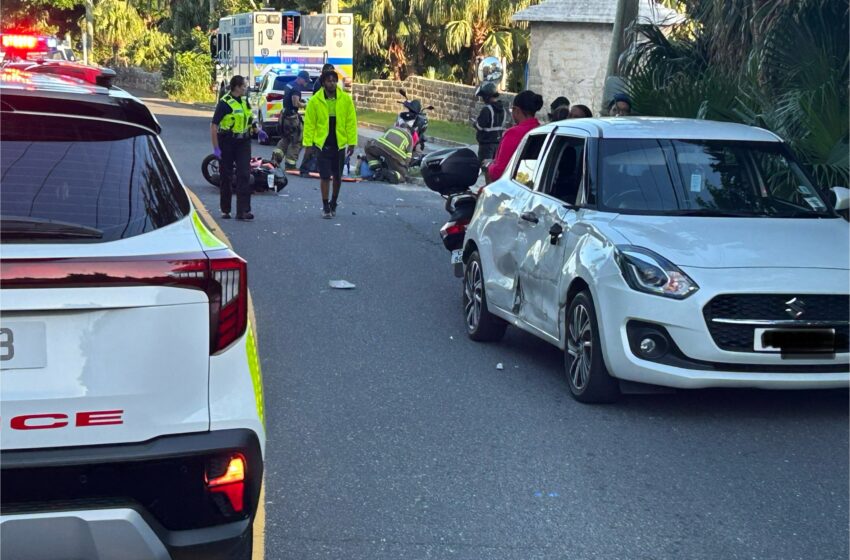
[0,68,265,559]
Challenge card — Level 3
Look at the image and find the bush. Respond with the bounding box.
[162,51,215,103]
[129,28,172,72]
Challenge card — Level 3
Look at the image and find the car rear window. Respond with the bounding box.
[1,113,190,242]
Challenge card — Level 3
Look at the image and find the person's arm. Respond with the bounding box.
[210,101,227,156]
[293,93,305,110]
[344,95,358,155]
[302,96,316,152]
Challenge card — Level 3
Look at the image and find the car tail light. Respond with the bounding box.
[266,92,284,101]
[440,219,470,240]
[205,454,246,514]
[2,35,38,50]
[1,249,249,354]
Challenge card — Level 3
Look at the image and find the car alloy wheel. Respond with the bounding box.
[464,259,483,331]
[567,302,592,391]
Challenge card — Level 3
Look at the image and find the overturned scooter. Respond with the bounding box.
[201,149,288,192]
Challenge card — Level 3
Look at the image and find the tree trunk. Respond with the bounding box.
[84,0,95,64]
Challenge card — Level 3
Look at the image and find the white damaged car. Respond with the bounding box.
[462,117,850,402]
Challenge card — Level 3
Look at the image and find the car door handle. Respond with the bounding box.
[520,212,539,224]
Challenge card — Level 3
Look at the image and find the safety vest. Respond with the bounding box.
[377,127,413,160]
[219,94,251,133]
[475,101,505,144]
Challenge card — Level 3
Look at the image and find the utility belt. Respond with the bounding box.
[218,130,250,139]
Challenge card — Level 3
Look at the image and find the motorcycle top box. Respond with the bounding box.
[421,148,480,195]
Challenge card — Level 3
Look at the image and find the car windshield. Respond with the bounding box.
[598,139,834,218]
[0,113,189,242]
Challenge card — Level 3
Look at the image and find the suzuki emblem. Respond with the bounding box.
[785,297,806,319]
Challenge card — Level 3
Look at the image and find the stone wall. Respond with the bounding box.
[352,75,516,124]
[526,22,613,116]
[114,66,162,94]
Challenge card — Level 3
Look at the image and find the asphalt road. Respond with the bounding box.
[149,96,849,560]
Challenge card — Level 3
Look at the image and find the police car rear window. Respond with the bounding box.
[0,113,190,243]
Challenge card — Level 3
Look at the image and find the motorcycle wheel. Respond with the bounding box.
[202,154,221,187]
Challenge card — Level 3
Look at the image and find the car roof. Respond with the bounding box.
[544,117,782,142]
[0,68,161,133]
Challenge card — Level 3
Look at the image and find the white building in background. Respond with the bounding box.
[513,0,683,114]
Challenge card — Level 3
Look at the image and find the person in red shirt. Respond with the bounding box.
[486,90,544,181]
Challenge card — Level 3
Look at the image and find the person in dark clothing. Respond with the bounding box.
[277,70,310,169]
[569,104,593,119]
[548,96,570,121]
[474,81,506,167]
[312,63,336,94]
[211,75,255,221]
[608,92,633,116]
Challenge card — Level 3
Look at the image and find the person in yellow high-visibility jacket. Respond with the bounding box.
[303,70,358,219]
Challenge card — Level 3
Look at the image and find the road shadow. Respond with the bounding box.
[495,325,848,420]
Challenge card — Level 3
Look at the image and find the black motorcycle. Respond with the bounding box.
[396,89,434,167]
[420,147,483,277]
[201,154,288,193]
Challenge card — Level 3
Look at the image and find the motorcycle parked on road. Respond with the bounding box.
[396,89,434,168]
[421,147,482,277]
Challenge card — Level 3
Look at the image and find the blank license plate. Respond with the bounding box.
[450,249,463,265]
[0,322,47,370]
[754,328,835,354]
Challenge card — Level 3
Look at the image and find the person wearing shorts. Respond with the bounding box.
[302,70,358,218]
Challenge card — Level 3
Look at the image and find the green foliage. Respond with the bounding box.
[128,27,172,71]
[92,0,145,63]
[163,50,216,103]
[624,0,849,187]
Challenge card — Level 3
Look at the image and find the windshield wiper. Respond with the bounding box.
[1,216,104,239]
[671,209,763,218]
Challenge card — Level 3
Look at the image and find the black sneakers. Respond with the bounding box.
[329,201,338,217]
[236,212,254,221]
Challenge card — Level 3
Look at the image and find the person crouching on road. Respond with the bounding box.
[303,70,358,219]
[277,70,310,171]
[473,81,506,170]
[211,75,255,221]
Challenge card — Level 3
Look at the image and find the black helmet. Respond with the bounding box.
[475,81,499,99]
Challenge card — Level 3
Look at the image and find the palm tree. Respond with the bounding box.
[437,0,536,83]
[353,0,414,80]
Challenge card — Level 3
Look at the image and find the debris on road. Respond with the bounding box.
[496,363,504,370]
[329,280,356,289]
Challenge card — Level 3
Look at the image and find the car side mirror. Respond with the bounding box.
[831,186,849,211]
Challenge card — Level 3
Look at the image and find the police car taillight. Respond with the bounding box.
[2,250,249,355]
[206,251,248,353]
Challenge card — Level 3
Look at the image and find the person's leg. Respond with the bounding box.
[329,148,344,215]
[283,117,300,169]
[219,136,235,217]
[234,138,253,219]
[317,147,333,218]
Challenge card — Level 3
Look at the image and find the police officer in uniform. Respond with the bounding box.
[474,81,505,167]
[277,70,310,169]
[211,75,254,221]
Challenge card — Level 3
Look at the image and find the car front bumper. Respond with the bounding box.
[593,266,850,389]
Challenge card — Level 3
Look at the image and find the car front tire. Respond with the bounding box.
[565,290,620,403]
[463,251,507,342]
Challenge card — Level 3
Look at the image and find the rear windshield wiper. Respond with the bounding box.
[671,209,763,218]
[1,216,104,239]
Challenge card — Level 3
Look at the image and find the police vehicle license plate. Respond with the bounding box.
[451,249,463,265]
[0,322,47,370]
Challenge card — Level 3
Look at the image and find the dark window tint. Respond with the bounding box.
[540,135,586,204]
[1,114,189,242]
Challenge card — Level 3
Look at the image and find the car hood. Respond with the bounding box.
[609,215,850,270]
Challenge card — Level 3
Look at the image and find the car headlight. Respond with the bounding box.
[614,246,698,299]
